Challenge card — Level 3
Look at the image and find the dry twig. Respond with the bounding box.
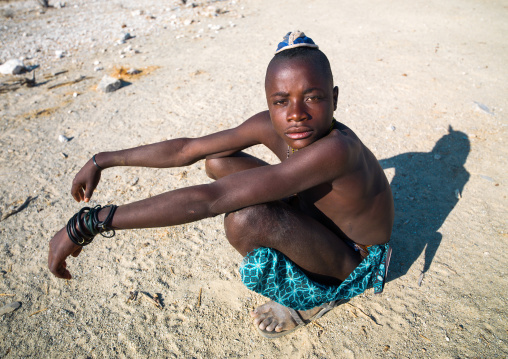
[141,292,162,309]
[197,288,202,308]
[28,308,48,317]
[345,303,381,326]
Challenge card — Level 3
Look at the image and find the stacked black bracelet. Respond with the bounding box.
[66,205,118,246]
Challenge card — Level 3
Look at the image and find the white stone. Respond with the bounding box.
[55,50,65,58]
[0,59,25,75]
[58,134,71,143]
[127,68,141,75]
[98,75,121,93]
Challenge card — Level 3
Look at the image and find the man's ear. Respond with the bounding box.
[333,86,339,110]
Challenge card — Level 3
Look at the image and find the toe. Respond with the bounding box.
[265,320,279,332]
[259,318,273,330]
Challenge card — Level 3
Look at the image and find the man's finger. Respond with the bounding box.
[71,184,83,202]
[71,247,82,257]
[84,185,94,202]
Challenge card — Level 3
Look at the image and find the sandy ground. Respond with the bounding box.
[0,0,507,357]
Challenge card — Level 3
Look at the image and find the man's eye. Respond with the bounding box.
[273,100,287,105]
[306,96,322,102]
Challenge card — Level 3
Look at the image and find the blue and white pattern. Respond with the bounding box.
[275,30,319,54]
[240,244,390,310]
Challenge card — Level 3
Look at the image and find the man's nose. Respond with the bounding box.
[287,101,307,122]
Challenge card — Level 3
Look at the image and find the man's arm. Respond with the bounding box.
[71,112,271,202]
[49,132,348,279]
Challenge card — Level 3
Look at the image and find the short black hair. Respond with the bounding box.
[270,47,334,85]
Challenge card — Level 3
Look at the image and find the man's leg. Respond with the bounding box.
[205,152,269,180]
[205,153,362,334]
[225,202,361,334]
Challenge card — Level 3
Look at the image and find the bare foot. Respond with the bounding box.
[250,301,322,334]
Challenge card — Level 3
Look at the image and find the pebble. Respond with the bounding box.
[454,189,462,199]
[98,75,121,93]
[208,24,223,31]
[73,92,78,97]
[0,302,21,315]
[387,125,396,131]
[58,134,71,143]
[434,154,441,160]
[121,32,133,41]
[55,50,65,58]
[0,59,26,75]
[127,68,141,75]
[480,175,495,182]
[473,101,494,115]
[94,66,104,72]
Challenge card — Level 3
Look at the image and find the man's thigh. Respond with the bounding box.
[224,201,362,284]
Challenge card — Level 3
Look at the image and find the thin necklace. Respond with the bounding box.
[287,118,336,158]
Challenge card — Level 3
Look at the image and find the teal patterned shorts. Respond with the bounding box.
[240,244,390,311]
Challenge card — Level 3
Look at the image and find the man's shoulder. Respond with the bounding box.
[246,110,271,125]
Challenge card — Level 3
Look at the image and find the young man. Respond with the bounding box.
[48,31,394,338]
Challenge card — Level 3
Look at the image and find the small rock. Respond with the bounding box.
[183,19,193,26]
[127,68,141,75]
[55,50,65,58]
[0,59,26,75]
[61,152,68,158]
[473,101,494,115]
[480,175,495,182]
[434,154,441,160]
[0,302,21,315]
[208,24,223,31]
[130,177,139,186]
[454,189,461,199]
[132,10,144,16]
[93,60,101,66]
[98,75,121,93]
[121,32,133,41]
[94,66,104,72]
[387,125,396,131]
[73,92,78,97]
[58,135,71,143]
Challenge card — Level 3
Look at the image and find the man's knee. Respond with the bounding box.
[204,158,221,180]
[224,205,269,253]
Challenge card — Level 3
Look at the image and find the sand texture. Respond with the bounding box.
[0,0,507,357]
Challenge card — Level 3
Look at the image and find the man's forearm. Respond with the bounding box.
[100,184,221,230]
[94,138,197,169]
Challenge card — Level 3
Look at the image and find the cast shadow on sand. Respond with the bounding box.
[380,126,470,283]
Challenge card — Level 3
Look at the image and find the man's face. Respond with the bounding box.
[265,57,338,150]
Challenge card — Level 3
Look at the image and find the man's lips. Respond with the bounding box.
[285,127,313,139]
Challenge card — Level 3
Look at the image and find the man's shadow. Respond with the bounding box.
[379,126,470,281]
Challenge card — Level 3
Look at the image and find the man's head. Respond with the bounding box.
[265,38,338,150]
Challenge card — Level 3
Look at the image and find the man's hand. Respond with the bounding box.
[71,159,102,202]
[48,228,83,279]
